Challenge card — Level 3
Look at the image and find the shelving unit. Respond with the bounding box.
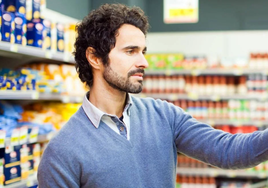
[134,93,268,101]
[0,91,83,103]
[176,168,268,179]
[141,67,268,187]
[146,69,267,76]
[4,174,37,188]
[0,38,76,187]
[0,41,74,68]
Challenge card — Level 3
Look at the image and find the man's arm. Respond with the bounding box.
[171,104,268,169]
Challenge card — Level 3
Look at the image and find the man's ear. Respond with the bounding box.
[86,47,102,70]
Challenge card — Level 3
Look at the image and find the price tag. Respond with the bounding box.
[19,126,28,145]
[256,121,262,127]
[261,94,268,101]
[170,94,178,101]
[45,51,52,59]
[64,52,70,62]
[10,44,18,52]
[210,169,218,177]
[258,172,266,178]
[75,96,83,103]
[31,91,39,100]
[187,92,199,100]
[27,179,34,187]
[29,127,39,143]
[227,170,236,177]
[208,120,215,126]
[191,69,200,76]
[140,94,147,98]
[165,69,172,76]
[11,129,20,146]
[47,132,55,140]
[233,69,243,75]
[211,95,220,101]
[62,95,70,103]
[0,131,6,148]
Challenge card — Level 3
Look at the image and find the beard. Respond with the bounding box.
[103,64,144,94]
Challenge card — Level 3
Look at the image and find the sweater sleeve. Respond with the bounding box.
[37,143,80,188]
[171,104,268,169]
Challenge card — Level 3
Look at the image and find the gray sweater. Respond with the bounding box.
[37,97,268,188]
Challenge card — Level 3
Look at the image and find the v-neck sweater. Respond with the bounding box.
[38,96,268,188]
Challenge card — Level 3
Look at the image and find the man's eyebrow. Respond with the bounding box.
[122,46,147,51]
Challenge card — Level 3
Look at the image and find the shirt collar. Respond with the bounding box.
[82,91,132,128]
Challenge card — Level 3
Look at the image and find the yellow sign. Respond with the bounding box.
[164,0,199,24]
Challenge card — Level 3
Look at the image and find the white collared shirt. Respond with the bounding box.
[82,92,132,140]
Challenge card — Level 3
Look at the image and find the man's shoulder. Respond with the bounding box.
[131,95,170,108]
[45,107,90,150]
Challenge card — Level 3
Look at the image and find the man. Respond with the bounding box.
[37,3,268,188]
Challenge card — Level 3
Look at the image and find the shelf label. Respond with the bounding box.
[139,94,147,98]
[210,169,219,177]
[227,170,236,177]
[191,69,200,76]
[75,96,83,103]
[47,132,54,140]
[233,69,243,75]
[31,92,39,100]
[62,95,70,103]
[64,52,70,62]
[45,51,52,59]
[0,131,6,148]
[29,127,39,143]
[11,129,20,146]
[10,44,18,52]
[165,69,172,76]
[257,172,266,178]
[187,92,199,100]
[207,120,215,126]
[19,126,28,145]
[170,94,178,101]
[211,95,220,101]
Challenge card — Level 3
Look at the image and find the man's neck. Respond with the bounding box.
[89,86,127,118]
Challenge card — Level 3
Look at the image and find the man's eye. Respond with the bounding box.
[126,50,134,54]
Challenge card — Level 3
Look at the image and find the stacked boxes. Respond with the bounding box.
[26,18,44,48]
[0,0,76,54]
[4,145,21,185]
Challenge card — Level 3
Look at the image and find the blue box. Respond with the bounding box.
[3,0,16,12]
[26,19,44,48]
[56,23,64,52]
[16,0,26,15]
[42,19,51,50]
[4,165,21,185]
[14,12,26,45]
[1,11,15,43]
[4,145,21,165]
[32,0,40,19]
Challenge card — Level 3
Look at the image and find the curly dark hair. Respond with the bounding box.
[73,3,149,88]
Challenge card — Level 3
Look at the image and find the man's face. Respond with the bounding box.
[103,24,148,93]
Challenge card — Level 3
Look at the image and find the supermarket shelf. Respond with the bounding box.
[251,180,268,188]
[4,174,37,188]
[176,168,268,178]
[1,131,55,149]
[146,69,267,76]
[0,41,74,66]
[196,119,268,127]
[0,91,83,103]
[134,93,268,101]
